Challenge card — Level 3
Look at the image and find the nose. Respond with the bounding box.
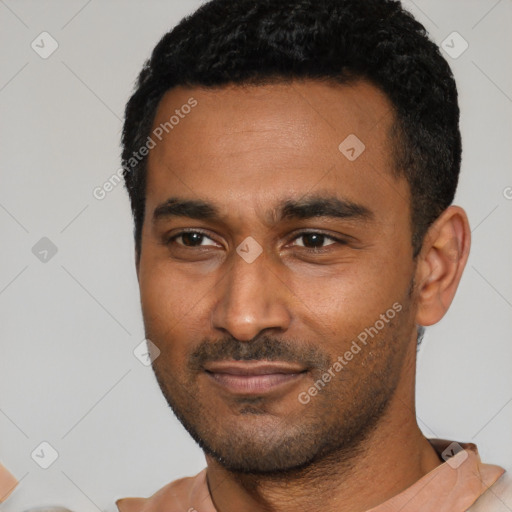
[211,248,292,341]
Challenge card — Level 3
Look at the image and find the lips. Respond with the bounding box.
[204,361,306,375]
[203,361,307,394]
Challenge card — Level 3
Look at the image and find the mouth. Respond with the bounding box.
[203,360,308,395]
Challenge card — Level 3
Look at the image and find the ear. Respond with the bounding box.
[414,205,471,326]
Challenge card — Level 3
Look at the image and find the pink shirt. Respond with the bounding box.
[0,462,17,503]
[115,439,511,512]
[1,439,510,510]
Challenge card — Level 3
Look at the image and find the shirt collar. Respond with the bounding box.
[116,439,504,512]
[0,462,18,503]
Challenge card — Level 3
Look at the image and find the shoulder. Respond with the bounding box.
[468,469,512,512]
[116,468,209,512]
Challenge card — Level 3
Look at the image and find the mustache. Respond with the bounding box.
[188,334,331,372]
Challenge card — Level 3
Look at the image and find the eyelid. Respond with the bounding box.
[286,229,348,247]
[166,228,220,247]
[166,229,349,249]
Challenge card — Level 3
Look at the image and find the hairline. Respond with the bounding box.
[133,76,417,260]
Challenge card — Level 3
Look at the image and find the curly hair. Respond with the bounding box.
[122,0,461,260]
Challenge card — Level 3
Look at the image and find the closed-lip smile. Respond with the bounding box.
[203,360,308,394]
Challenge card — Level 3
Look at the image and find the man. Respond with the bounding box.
[115,0,511,510]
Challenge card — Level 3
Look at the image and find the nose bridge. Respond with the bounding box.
[211,249,291,341]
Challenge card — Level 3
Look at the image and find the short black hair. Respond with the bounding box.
[122,0,461,260]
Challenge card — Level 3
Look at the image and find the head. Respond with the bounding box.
[122,0,470,474]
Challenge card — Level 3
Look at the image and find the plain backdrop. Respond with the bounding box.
[1,0,511,510]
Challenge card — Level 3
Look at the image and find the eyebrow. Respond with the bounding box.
[152,194,374,225]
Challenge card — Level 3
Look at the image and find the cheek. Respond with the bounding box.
[140,259,200,319]
[138,262,211,359]
[288,259,411,344]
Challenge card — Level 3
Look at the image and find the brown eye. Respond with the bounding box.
[168,231,217,247]
[292,233,338,249]
[181,232,204,246]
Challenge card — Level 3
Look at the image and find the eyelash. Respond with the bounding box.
[166,230,347,251]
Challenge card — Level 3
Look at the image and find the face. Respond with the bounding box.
[137,80,419,474]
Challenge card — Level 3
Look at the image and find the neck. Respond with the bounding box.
[205,343,442,512]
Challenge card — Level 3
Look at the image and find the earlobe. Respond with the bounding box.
[414,206,471,326]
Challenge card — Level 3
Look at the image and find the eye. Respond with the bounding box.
[166,230,345,251]
[168,230,218,247]
[290,232,341,250]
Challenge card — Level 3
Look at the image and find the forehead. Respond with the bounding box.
[145,79,409,223]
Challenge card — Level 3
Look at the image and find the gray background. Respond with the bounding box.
[0,0,511,510]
